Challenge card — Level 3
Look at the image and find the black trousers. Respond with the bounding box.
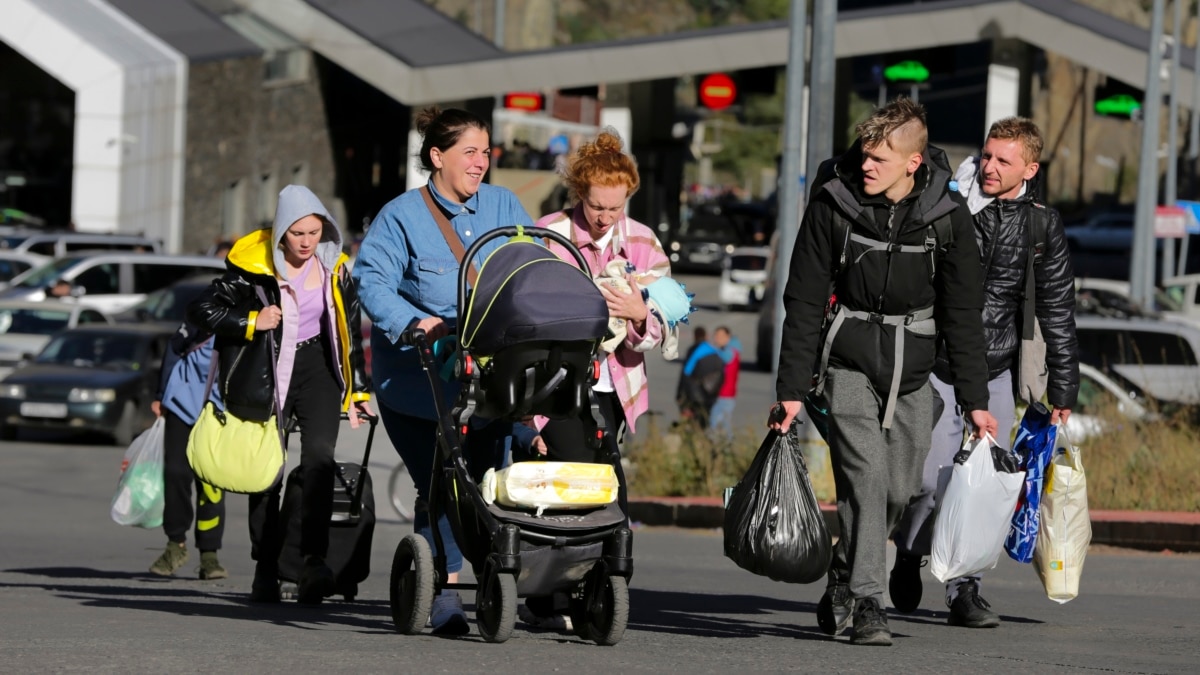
[537,390,629,518]
[162,409,224,550]
[249,338,341,568]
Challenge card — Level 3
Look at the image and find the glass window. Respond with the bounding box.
[78,310,107,324]
[729,255,767,271]
[132,264,191,294]
[0,308,72,335]
[1125,330,1198,366]
[73,263,120,295]
[13,257,83,288]
[24,240,56,256]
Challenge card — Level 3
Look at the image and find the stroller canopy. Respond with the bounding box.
[461,239,608,354]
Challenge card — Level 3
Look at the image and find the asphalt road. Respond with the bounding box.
[3,418,1198,673]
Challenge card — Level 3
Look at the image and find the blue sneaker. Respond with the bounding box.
[429,590,470,635]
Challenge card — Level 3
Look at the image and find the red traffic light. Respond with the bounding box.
[504,92,544,111]
[699,73,737,110]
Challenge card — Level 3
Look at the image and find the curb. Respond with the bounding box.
[629,498,1200,553]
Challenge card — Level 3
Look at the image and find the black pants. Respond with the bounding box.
[249,338,341,570]
[537,390,629,518]
[162,409,224,550]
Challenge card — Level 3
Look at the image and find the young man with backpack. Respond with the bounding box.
[769,98,997,646]
[890,117,1079,628]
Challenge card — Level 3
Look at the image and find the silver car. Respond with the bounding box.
[0,301,112,379]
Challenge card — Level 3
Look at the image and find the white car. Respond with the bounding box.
[1161,274,1200,319]
[0,251,49,289]
[0,300,112,379]
[1075,314,1200,404]
[718,246,771,311]
[1075,277,1200,329]
[1065,362,1154,442]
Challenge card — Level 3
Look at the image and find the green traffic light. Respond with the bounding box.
[884,60,930,84]
[1094,94,1141,117]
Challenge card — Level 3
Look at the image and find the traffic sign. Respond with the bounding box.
[503,92,544,111]
[1155,205,1188,238]
[699,73,737,110]
[884,60,930,84]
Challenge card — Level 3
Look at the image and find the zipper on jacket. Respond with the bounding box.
[875,204,898,311]
[223,344,247,402]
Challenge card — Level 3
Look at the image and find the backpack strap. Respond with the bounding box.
[1021,207,1051,340]
[812,303,936,429]
[421,185,479,288]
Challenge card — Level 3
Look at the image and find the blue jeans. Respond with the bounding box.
[709,397,736,436]
[377,404,507,574]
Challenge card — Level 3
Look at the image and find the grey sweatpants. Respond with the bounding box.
[893,370,1017,560]
[825,367,933,603]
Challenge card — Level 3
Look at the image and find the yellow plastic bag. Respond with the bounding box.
[186,402,285,494]
[481,462,618,511]
[1033,426,1091,603]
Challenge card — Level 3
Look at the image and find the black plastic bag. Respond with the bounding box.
[723,425,832,584]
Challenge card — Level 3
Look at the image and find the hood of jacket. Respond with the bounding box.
[814,138,958,231]
[226,185,343,280]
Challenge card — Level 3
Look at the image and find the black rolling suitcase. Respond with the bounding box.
[278,413,377,601]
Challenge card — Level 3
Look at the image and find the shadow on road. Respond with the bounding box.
[629,587,829,641]
[2,567,395,633]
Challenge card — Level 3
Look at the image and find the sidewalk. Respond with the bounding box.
[629,497,1200,553]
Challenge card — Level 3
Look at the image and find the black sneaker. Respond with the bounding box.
[850,597,892,646]
[816,572,854,636]
[250,569,281,603]
[948,580,1000,628]
[888,552,925,614]
[297,556,336,605]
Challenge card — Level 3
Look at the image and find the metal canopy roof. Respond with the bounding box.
[108,0,260,62]
[221,0,1200,106]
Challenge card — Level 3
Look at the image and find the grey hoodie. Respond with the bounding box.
[272,184,343,281]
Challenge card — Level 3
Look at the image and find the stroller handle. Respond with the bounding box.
[399,327,429,349]
[457,226,592,319]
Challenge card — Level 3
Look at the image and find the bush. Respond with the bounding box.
[625,417,836,503]
[626,401,1200,513]
[1071,401,1200,512]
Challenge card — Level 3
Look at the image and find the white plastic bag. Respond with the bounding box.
[930,434,1025,583]
[481,462,618,512]
[1033,426,1091,603]
[110,417,166,528]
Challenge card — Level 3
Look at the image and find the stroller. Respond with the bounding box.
[389,226,634,645]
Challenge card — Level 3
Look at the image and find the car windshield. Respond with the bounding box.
[1160,284,1188,312]
[36,333,144,368]
[0,307,72,335]
[12,257,86,288]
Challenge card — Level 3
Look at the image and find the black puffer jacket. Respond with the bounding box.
[188,229,370,422]
[936,168,1079,409]
[776,141,990,412]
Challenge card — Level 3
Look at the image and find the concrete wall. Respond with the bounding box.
[181,53,337,254]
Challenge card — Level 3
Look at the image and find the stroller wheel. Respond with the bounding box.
[577,575,629,646]
[475,568,517,643]
[390,534,434,634]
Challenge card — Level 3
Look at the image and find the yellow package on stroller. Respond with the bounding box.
[481,462,619,511]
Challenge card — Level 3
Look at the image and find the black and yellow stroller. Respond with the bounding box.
[389,226,634,644]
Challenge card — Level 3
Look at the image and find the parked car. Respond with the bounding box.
[1075,277,1200,329]
[668,204,745,274]
[0,251,49,289]
[6,232,161,258]
[1064,362,1155,442]
[0,253,226,314]
[1064,209,1135,253]
[0,301,112,379]
[718,246,771,311]
[1161,273,1200,319]
[1075,314,1200,404]
[112,273,221,324]
[0,323,172,445]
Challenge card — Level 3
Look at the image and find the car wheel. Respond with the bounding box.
[111,401,138,447]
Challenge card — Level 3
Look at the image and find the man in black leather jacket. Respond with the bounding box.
[770,98,997,646]
[890,117,1079,629]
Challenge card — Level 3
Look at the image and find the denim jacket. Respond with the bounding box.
[353,181,533,418]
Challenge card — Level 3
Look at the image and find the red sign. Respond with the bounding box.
[699,73,737,110]
[504,92,544,111]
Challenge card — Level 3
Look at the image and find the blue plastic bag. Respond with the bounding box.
[1004,403,1058,563]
